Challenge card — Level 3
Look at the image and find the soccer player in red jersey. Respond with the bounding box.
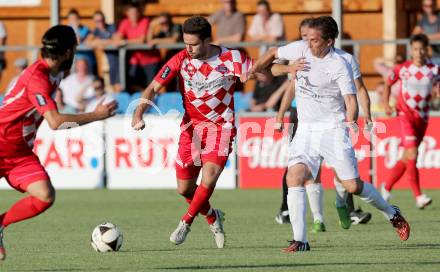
[132,16,253,248]
[382,33,438,209]
[0,25,117,260]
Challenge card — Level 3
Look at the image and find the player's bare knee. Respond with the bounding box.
[36,186,56,203]
[404,148,418,160]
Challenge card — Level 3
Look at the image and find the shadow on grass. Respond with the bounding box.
[156,261,440,270]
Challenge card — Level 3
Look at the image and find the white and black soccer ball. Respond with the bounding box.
[91,222,123,252]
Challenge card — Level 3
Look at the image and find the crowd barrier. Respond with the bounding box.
[1,114,439,190]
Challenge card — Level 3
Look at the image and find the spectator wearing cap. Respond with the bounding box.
[209,0,245,44]
[86,10,121,93]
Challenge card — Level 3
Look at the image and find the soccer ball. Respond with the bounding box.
[91,222,123,252]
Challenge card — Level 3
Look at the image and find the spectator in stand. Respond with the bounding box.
[83,76,115,113]
[67,9,97,75]
[54,89,76,114]
[248,0,284,42]
[209,0,245,44]
[147,12,183,92]
[413,0,440,64]
[114,3,161,93]
[58,57,95,113]
[5,58,28,93]
[147,12,183,47]
[251,71,288,112]
[86,10,121,93]
[0,21,7,84]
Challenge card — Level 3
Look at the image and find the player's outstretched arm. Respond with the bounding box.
[274,80,295,132]
[354,77,372,124]
[132,80,163,130]
[249,47,278,77]
[271,58,307,77]
[43,100,117,130]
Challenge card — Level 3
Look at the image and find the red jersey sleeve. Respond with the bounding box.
[27,73,57,115]
[231,50,253,77]
[387,64,401,86]
[154,50,184,86]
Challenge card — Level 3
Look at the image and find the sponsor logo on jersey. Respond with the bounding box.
[160,66,171,79]
[36,94,47,106]
[215,65,229,74]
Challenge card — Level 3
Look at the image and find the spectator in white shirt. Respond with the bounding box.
[248,0,284,42]
[58,57,94,112]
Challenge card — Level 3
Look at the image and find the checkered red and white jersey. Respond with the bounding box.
[0,59,62,155]
[154,46,253,129]
[388,60,440,120]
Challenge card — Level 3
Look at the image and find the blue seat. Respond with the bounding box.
[113,92,131,114]
[153,92,184,115]
[234,92,252,112]
[0,95,4,106]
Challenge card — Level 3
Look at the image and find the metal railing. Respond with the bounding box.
[1,39,440,90]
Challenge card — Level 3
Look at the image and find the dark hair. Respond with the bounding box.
[93,76,105,86]
[299,17,314,32]
[159,12,173,25]
[257,0,271,12]
[93,10,106,20]
[183,16,212,41]
[309,16,339,40]
[41,25,77,59]
[67,8,80,17]
[410,33,429,47]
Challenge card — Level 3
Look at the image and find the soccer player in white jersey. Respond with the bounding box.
[248,16,410,252]
[132,16,253,248]
[275,17,373,230]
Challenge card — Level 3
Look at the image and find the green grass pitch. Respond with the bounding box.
[0,189,439,271]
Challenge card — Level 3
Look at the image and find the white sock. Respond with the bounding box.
[358,182,395,219]
[305,183,324,223]
[334,178,348,208]
[287,187,307,243]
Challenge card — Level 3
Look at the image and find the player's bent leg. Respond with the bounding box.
[0,179,55,261]
[284,164,311,253]
[343,177,410,241]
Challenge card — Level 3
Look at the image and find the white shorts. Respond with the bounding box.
[288,125,359,181]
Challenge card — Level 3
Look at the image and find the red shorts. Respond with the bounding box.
[175,125,235,180]
[398,113,428,148]
[0,153,50,192]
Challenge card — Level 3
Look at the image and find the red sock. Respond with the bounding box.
[0,196,53,228]
[184,186,216,224]
[406,159,422,198]
[385,160,406,191]
[182,184,214,225]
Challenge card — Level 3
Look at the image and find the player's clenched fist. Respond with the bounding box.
[132,115,146,130]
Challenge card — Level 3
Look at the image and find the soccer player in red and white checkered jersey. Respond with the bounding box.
[382,33,439,209]
[132,16,253,248]
[0,25,117,260]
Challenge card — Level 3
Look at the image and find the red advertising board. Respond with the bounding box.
[374,117,440,189]
[237,116,370,189]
